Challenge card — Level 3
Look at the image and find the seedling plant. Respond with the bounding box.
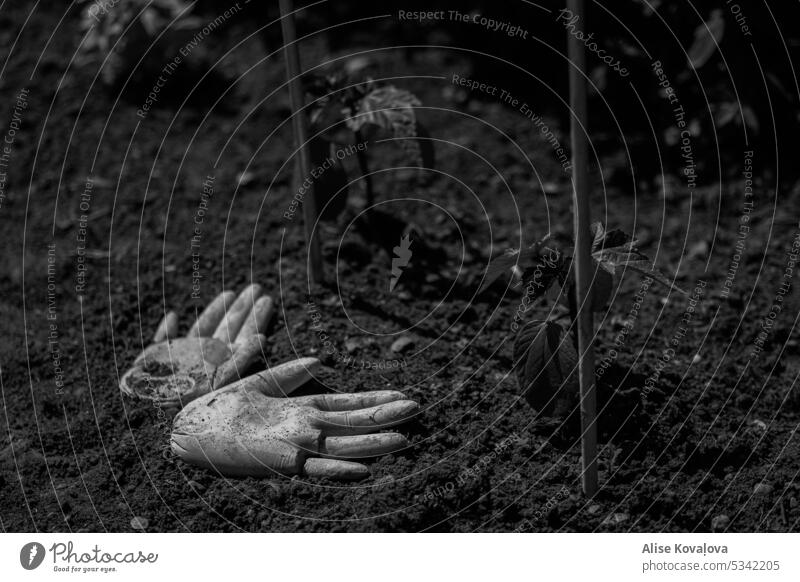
[304,73,433,216]
[481,223,684,415]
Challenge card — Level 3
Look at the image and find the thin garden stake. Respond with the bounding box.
[566,0,598,497]
[279,0,323,285]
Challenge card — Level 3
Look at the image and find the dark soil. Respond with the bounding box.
[2,2,800,533]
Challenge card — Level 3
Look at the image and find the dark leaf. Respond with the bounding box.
[347,86,420,132]
[591,222,605,251]
[591,222,633,251]
[479,241,559,293]
[480,249,523,293]
[591,261,614,311]
[347,86,423,167]
[513,320,579,415]
[594,248,686,294]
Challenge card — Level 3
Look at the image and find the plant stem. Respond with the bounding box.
[354,129,374,208]
[567,0,598,497]
[279,0,323,286]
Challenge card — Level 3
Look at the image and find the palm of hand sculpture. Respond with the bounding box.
[120,284,314,409]
[172,380,418,479]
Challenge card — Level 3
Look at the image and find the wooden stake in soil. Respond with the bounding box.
[279,0,323,285]
[566,0,598,497]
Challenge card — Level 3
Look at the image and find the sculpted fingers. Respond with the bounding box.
[213,334,268,389]
[152,311,179,343]
[315,400,419,436]
[187,291,236,338]
[297,390,407,411]
[235,295,275,346]
[213,284,264,344]
[228,357,321,396]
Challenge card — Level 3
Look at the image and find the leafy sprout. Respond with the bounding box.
[76,0,200,85]
[482,223,685,414]
[304,74,433,215]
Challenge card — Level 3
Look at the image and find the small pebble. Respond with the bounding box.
[391,336,415,353]
[587,504,602,515]
[321,295,341,307]
[541,181,562,194]
[753,483,774,496]
[130,516,149,530]
[692,353,702,364]
[750,419,767,432]
[711,515,730,531]
[602,512,629,525]
[237,171,256,186]
[344,338,361,354]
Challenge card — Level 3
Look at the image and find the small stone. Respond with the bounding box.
[130,516,149,530]
[753,483,774,496]
[391,336,414,353]
[687,239,710,260]
[587,504,602,515]
[541,181,562,194]
[711,515,730,532]
[692,353,702,364]
[344,338,361,354]
[237,171,256,186]
[602,512,629,525]
[750,419,767,432]
[322,295,342,307]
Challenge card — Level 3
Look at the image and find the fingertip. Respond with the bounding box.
[153,311,179,343]
[303,458,370,480]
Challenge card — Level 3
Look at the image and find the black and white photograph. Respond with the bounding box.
[1,0,799,579]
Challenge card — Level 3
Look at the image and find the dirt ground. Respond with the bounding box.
[1,2,800,532]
